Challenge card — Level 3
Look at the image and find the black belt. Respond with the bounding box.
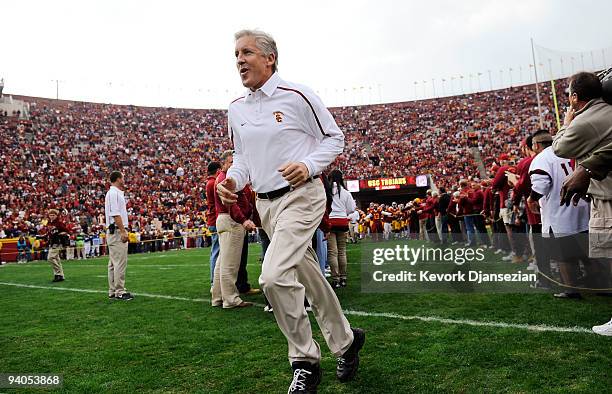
[257,175,320,200]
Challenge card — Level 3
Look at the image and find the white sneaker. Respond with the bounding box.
[494,249,503,255]
[502,253,515,261]
[324,271,331,278]
[263,305,273,313]
[305,306,312,312]
[526,263,537,271]
[592,318,612,336]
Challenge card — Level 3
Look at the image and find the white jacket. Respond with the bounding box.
[330,187,356,219]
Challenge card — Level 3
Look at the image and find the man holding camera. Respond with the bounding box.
[105,171,133,301]
[45,209,70,282]
[553,72,612,259]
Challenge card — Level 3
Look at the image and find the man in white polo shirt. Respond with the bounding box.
[105,171,133,301]
[217,29,365,393]
[527,130,591,299]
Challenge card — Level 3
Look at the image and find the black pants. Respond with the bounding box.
[448,216,463,243]
[235,234,251,293]
[531,224,552,287]
[473,215,491,246]
[426,217,440,243]
[492,216,510,252]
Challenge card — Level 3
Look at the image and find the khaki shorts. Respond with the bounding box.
[589,198,612,259]
[499,207,513,225]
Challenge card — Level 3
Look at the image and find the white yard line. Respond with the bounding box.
[0,281,594,335]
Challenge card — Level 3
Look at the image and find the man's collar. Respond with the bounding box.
[575,98,603,116]
[110,185,124,193]
[245,72,280,99]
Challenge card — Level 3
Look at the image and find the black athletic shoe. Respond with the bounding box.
[340,279,347,288]
[52,275,64,282]
[332,280,341,289]
[336,328,365,382]
[288,361,321,393]
[108,294,116,299]
[116,293,134,301]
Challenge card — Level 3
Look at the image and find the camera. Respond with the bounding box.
[598,67,612,105]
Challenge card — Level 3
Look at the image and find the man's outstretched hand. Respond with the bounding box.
[217,177,238,206]
[560,165,591,207]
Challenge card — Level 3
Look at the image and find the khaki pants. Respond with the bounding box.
[590,198,612,259]
[257,180,353,364]
[419,218,427,240]
[47,246,64,277]
[108,232,128,297]
[211,214,245,308]
[327,231,348,280]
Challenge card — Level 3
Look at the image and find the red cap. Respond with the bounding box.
[490,164,500,173]
[498,153,509,161]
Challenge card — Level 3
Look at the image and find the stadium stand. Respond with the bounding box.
[0,79,567,242]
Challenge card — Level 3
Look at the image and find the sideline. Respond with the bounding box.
[0,281,594,335]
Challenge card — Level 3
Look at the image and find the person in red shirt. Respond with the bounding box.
[236,183,261,296]
[507,135,550,285]
[469,181,491,247]
[206,161,222,284]
[420,191,440,243]
[491,154,520,261]
[43,209,71,282]
[211,150,256,309]
[447,191,464,244]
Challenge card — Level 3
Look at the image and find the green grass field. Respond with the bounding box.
[1,243,611,393]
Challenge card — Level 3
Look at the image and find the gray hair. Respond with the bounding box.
[234,29,278,72]
[220,149,234,160]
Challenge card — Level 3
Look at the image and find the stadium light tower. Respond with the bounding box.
[51,79,61,100]
[431,78,436,97]
[441,78,446,96]
[487,70,492,91]
[477,72,482,91]
[530,38,544,128]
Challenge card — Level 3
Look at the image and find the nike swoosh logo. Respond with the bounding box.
[241,122,247,126]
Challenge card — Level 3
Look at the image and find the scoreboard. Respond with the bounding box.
[347,175,428,192]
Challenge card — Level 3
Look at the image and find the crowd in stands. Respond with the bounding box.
[0,79,567,248]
